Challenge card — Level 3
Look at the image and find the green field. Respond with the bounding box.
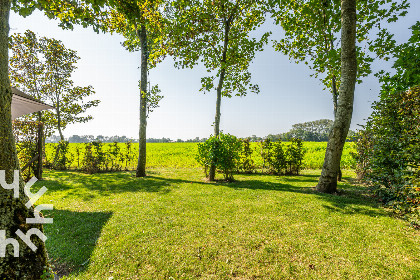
[37,168,420,279]
[45,142,356,171]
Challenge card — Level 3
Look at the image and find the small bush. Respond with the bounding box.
[268,140,286,175]
[285,138,305,175]
[81,141,106,174]
[260,138,305,175]
[54,141,70,170]
[238,138,255,173]
[196,133,242,181]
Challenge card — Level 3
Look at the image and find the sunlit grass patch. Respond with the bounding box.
[37,169,420,279]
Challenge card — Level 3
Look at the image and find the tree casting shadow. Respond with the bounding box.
[44,209,112,278]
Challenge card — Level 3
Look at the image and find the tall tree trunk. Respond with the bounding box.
[208,68,226,181]
[208,18,231,181]
[0,0,49,277]
[53,106,64,167]
[316,0,357,193]
[332,75,343,181]
[136,24,148,178]
[332,75,338,117]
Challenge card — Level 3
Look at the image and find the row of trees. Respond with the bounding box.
[0,0,412,277]
[48,119,353,144]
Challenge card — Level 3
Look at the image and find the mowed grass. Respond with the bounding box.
[45,142,356,170]
[35,168,420,279]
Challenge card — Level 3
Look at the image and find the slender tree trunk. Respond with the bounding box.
[332,75,338,117]
[208,68,226,181]
[316,0,357,193]
[53,106,64,167]
[0,0,49,277]
[136,24,148,177]
[332,75,343,181]
[208,19,231,181]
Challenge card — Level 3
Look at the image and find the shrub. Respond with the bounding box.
[259,138,273,173]
[238,138,255,173]
[268,140,286,175]
[54,141,70,170]
[260,138,305,175]
[196,133,242,181]
[285,138,305,175]
[81,141,106,174]
[356,86,420,226]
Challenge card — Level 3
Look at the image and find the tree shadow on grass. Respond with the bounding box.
[41,171,173,201]
[44,209,112,278]
[226,174,388,219]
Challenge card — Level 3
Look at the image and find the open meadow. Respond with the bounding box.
[44,142,356,171]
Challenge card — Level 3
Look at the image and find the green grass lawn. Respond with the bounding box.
[36,169,420,279]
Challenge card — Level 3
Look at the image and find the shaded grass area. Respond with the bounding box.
[36,169,420,279]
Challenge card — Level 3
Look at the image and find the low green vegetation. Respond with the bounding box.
[43,141,356,172]
[37,168,420,279]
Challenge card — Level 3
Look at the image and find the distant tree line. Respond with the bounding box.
[47,119,356,143]
[47,135,209,143]
[250,119,356,142]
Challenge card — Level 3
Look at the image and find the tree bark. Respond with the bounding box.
[332,75,338,117]
[332,76,343,181]
[0,0,49,277]
[136,23,148,178]
[208,18,231,181]
[316,0,357,193]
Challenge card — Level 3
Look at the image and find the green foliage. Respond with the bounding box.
[284,119,333,141]
[54,141,70,170]
[168,0,270,98]
[260,138,305,175]
[12,120,42,181]
[285,138,305,175]
[9,30,100,139]
[196,133,242,181]
[376,21,420,96]
[259,138,273,173]
[140,82,164,118]
[43,141,356,171]
[268,140,286,175]
[238,138,255,173]
[355,23,420,226]
[356,86,420,226]
[81,141,106,174]
[271,0,409,110]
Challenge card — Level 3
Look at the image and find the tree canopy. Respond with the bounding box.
[9,30,100,141]
[271,0,409,115]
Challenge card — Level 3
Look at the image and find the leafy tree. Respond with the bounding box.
[104,0,167,177]
[1,0,105,277]
[196,133,242,181]
[169,0,270,180]
[271,0,409,116]
[286,119,334,141]
[376,21,420,96]
[316,0,358,193]
[355,22,420,225]
[9,30,100,141]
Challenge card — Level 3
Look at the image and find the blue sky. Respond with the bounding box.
[9,2,419,140]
